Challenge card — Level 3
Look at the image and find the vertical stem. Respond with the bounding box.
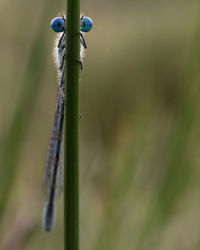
[64,0,80,249]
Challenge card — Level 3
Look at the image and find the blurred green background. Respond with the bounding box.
[0,0,200,249]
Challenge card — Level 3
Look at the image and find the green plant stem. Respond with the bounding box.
[64,0,80,249]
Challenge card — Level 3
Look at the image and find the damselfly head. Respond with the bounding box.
[80,16,93,32]
[51,17,65,33]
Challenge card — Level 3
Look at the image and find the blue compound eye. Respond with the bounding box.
[80,16,93,32]
[51,17,65,33]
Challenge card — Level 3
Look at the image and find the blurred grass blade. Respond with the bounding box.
[0,24,48,221]
[136,16,200,250]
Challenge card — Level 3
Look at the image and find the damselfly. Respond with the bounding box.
[42,14,93,232]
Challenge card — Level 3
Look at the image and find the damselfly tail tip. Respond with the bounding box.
[42,201,56,233]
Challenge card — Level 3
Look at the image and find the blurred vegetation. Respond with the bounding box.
[0,0,200,250]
